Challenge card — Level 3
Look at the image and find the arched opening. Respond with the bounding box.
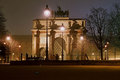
[54,37,66,60]
[39,47,46,59]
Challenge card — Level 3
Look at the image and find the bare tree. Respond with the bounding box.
[0,8,8,39]
[87,8,110,60]
[109,4,120,47]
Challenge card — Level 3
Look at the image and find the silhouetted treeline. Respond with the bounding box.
[86,3,120,60]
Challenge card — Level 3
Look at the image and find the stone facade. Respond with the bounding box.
[31,7,87,60]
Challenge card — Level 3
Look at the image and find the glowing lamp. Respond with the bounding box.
[6,36,11,41]
[44,5,51,17]
[18,45,21,48]
[80,36,84,40]
[60,27,65,32]
[105,45,107,48]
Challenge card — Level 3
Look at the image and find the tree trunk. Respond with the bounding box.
[100,48,103,60]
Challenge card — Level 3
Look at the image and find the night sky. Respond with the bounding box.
[0,0,120,35]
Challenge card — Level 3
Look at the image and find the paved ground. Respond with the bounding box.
[0,65,120,80]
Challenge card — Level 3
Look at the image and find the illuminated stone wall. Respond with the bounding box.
[32,17,86,60]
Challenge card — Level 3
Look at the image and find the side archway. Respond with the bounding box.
[54,37,66,60]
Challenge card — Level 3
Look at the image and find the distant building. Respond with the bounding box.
[10,35,32,60]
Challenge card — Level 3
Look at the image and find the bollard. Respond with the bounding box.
[21,53,23,61]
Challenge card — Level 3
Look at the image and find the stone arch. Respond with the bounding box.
[54,37,66,60]
[32,17,86,60]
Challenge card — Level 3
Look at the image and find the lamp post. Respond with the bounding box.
[80,36,84,60]
[18,44,21,61]
[44,5,51,60]
[60,24,65,61]
[105,44,107,60]
[12,53,14,61]
[5,36,11,63]
[104,42,109,60]
[92,52,95,60]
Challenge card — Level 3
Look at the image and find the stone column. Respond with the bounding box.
[67,34,72,60]
[49,30,56,60]
[72,32,77,49]
[76,31,82,60]
[32,31,36,56]
[77,30,85,60]
[71,31,78,60]
[36,30,40,57]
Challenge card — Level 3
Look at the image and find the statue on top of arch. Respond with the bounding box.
[52,6,69,17]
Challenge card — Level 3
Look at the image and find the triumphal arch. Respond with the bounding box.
[32,7,87,60]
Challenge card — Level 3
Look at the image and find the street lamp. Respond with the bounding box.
[44,5,51,60]
[3,42,6,45]
[5,36,11,62]
[80,36,84,41]
[80,36,84,60]
[104,44,107,60]
[92,52,95,60]
[44,6,51,17]
[6,36,11,41]
[105,45,107,48]
[104,42,110,60]
[12,53,14,60]
[18,45,21,48]
[18,44,21,61]
[60,24,65,61]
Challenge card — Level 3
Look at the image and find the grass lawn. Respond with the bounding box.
[0,65,120,80]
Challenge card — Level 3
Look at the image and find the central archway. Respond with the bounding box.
[54,37,66,60]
